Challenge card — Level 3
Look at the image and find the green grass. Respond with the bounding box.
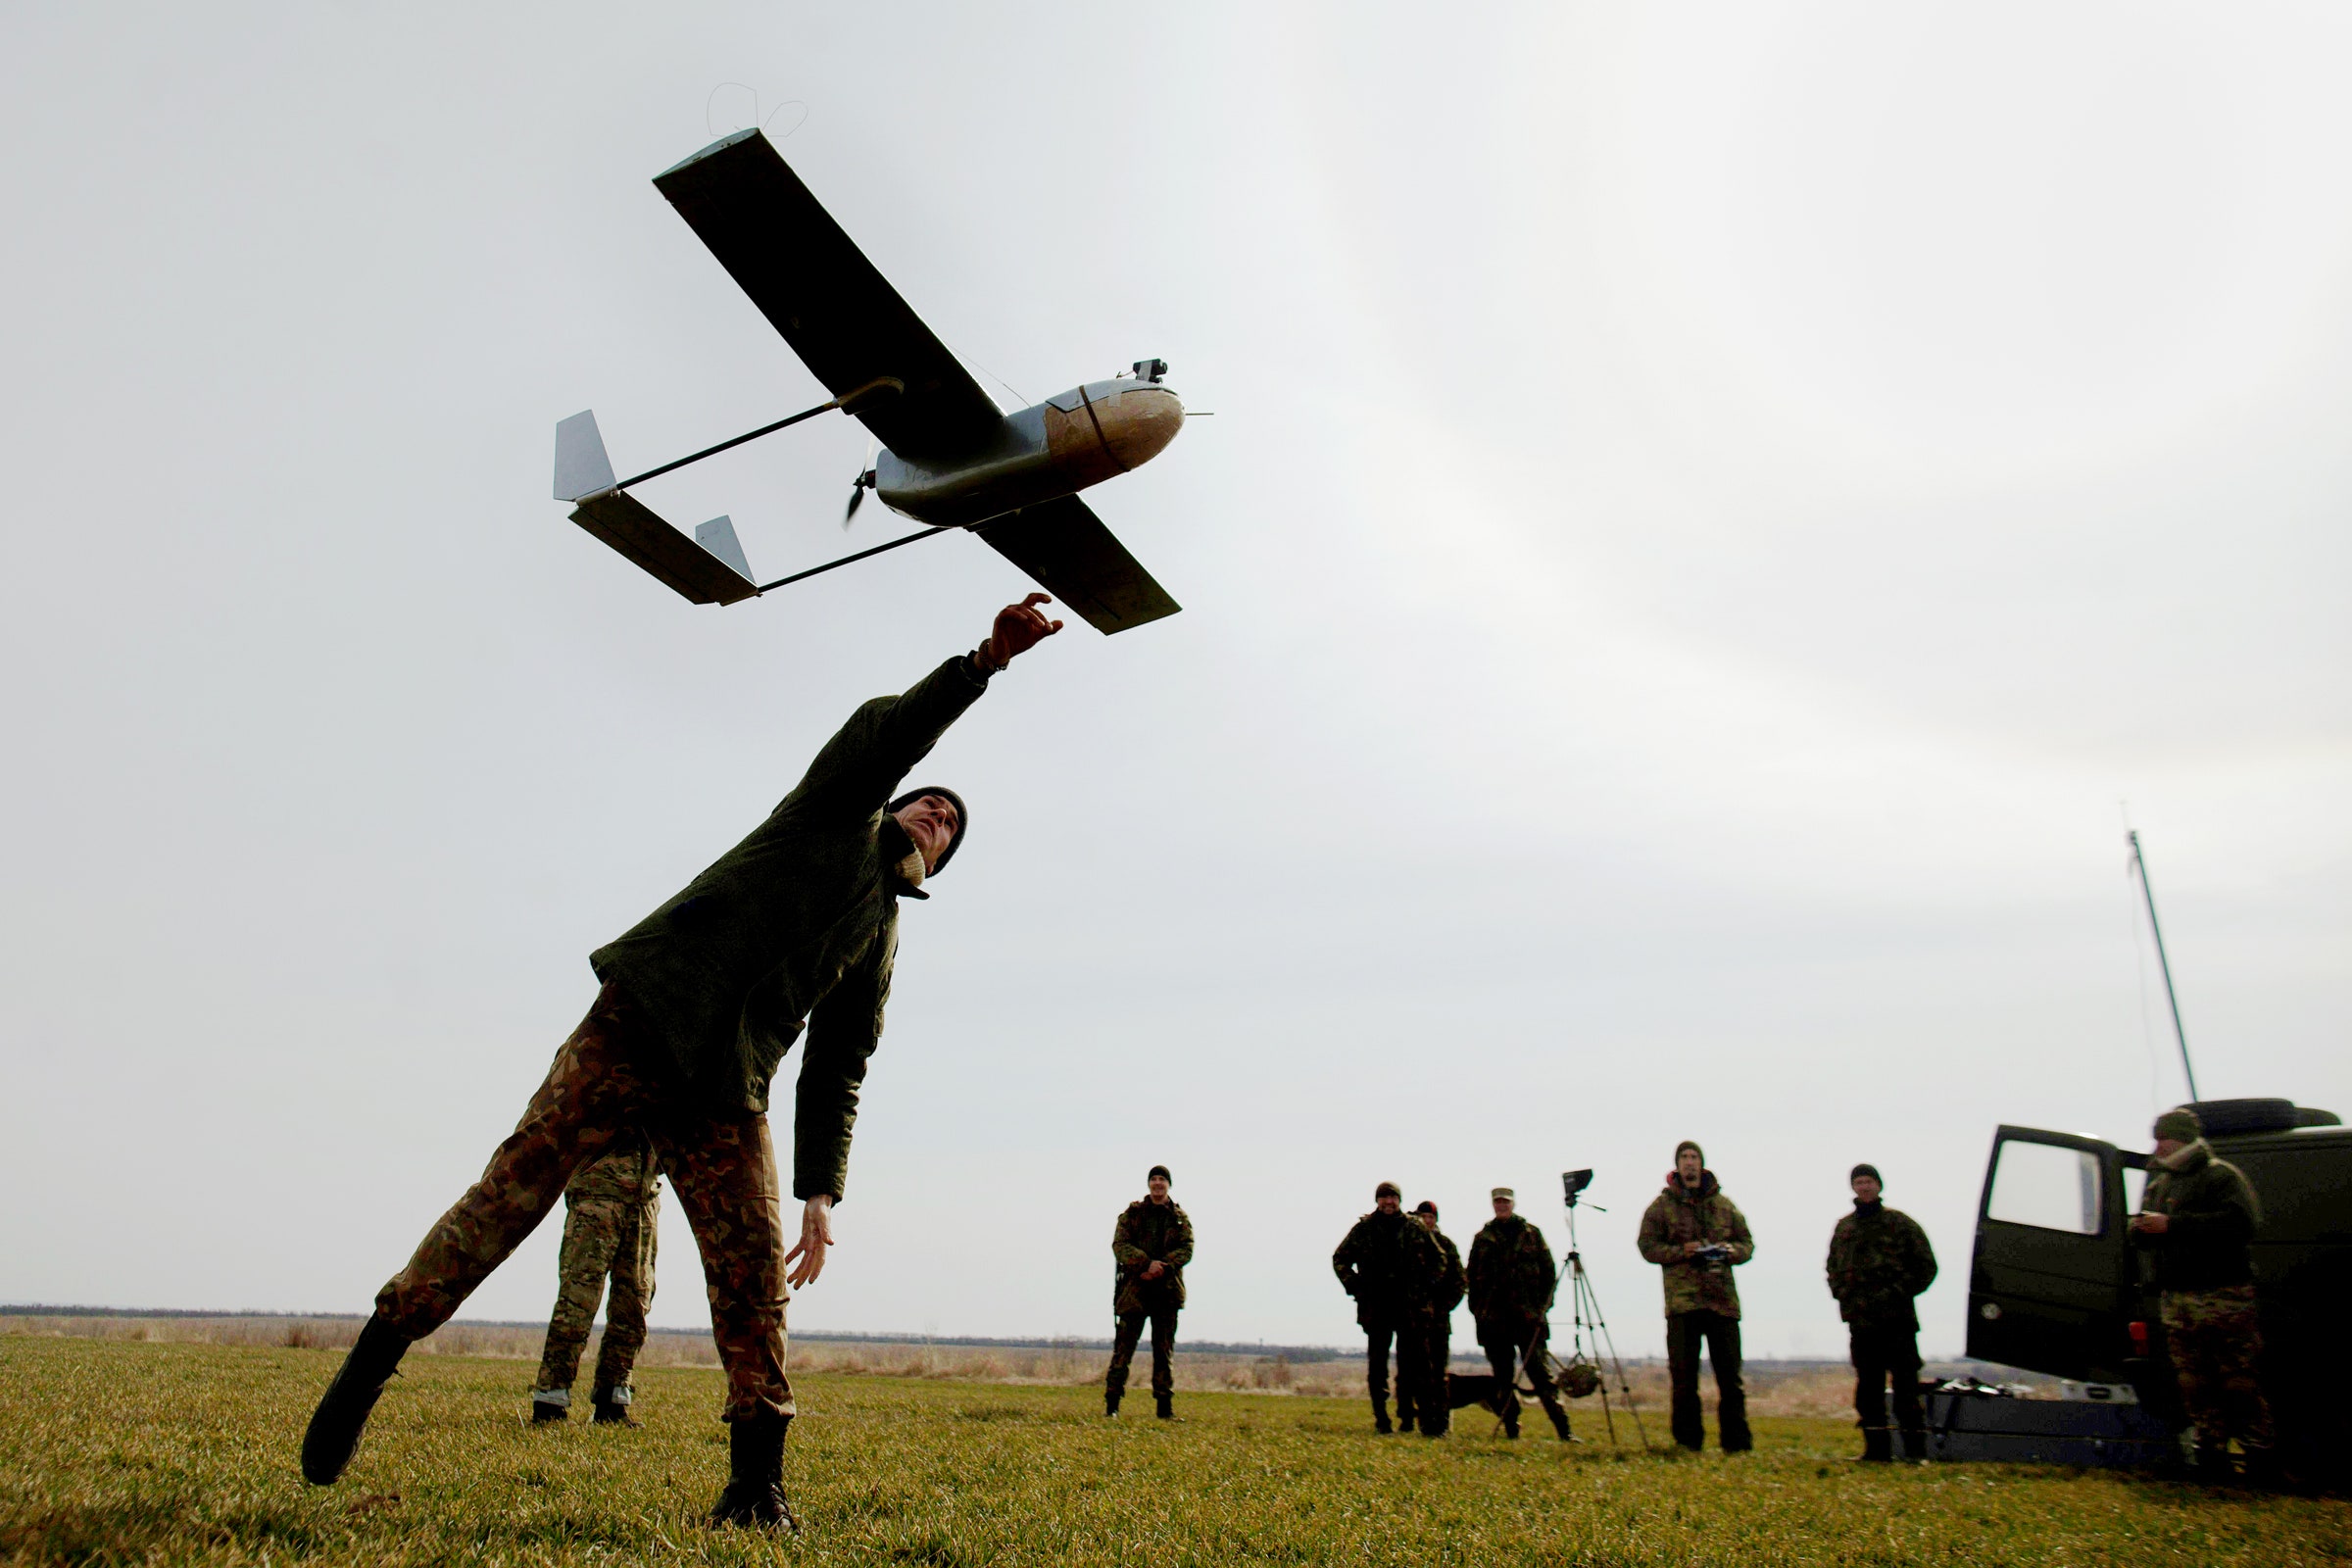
[1,1339,2345,1566]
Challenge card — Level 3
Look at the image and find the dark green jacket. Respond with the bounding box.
[1637,1172,1753,1318]
[1112,1198,1195,1314]
[1466,1213,1557,1331]
[1825,1200,1936,1331]
[1333,1208,1446,1326]
[590,656,991,1200]
[1429,1227,1466,1316]
[2136,1140,2260,1292]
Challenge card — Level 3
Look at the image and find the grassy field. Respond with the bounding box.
[2,1339,2346,1567]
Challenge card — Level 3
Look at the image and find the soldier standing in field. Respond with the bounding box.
[301,596,1067,1533]
[1413,1200,1465,1439]
[1638,1141,1754,1452]
[1333,1181,1446,1434]
[1825,1161,1936,1462]
[2131,1105,2279,1484]
[530,1131,662,1426]
[1105,1164,1194,1420]
[1466,1188,1573,1441]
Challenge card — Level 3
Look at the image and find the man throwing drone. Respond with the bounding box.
[302,595,1066,1533]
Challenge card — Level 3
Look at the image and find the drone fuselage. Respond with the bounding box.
[875,376,1183,529]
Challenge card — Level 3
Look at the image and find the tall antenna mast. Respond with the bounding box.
[2127,829,2200,1102]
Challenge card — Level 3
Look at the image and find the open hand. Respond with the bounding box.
[980,593,1064,669]
[785,1195,834,1288]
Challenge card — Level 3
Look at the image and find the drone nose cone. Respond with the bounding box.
[1043,381,1185,491]
[1098,383,1184,470]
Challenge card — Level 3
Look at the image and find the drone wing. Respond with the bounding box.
[975,496,1180,635]
[654,130,1004,463]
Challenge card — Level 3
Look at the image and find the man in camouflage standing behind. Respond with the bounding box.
[1467,1188,1572,1441]
[1105,1164,1194,1420]
[1638,1141,1754,1452]
[531,1130,662,1426]
[1412,1200,1465,1439]
[1333,1181,1446,1434]
[1825,1161,1936,1462]
[2131,1105,2278,1484]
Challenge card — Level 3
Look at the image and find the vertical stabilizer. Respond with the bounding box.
[555,411,618,502]
[695,515,755,582]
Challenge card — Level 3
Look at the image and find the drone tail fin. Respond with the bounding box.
[554,410,618,502]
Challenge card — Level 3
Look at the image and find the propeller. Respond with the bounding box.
[843,467,877,526]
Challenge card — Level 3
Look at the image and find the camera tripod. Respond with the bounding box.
[1521,1170,1651,1450]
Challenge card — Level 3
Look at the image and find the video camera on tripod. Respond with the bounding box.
[1545,1168,1650,1448]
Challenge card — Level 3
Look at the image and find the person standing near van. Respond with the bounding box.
[2131,1106,2278,1483]
[1825,1162,1936,1462]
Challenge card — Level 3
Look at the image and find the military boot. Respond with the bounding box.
[591,1389,640,1427]
[1854,1426,1892,1463]
[1154,1395,1176,1421]
[1104,1387,1122,1418]
[1397,1410,1417,1434]
[1897,1424,1930,1463]
[1371,1395,1393,1435]
[301,1313,410,1485]
[708,1412,796,1532]
[531,1397,568,1425]
[1547,1404,1573,1443]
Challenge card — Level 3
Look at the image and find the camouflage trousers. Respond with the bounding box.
[2161,1285,2276,1454]
[532,1190,659,1404]
[376,984,793,1422]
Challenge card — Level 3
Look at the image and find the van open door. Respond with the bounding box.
[1968,1127,2139,1382]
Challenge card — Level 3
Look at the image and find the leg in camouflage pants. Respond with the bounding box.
[2161,1285,2276,1461]
[376,984,792,1423]
[533,1190,659,1407]
[1105,1303,1179,1404]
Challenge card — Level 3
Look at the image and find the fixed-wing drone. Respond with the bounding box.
[553,128,1185,633]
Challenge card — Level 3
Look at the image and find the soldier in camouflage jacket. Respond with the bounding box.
[1105,1165,1194,1418]
[1412,1201,1465,1440]
[532,1130,662,1425]
[1825,1163,1936,1459]
[1466,1189,1572,1440]
[1638,1143,1754,1450]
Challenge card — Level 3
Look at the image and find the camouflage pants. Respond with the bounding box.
[376,984,793,1422]
[1107,1304,1178,1401]
[2161,1285,2276,1454]
[1363,1312,1441,1427]
[533,1191,659,1403]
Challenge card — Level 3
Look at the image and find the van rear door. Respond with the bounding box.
[1968,1126,2136,1381]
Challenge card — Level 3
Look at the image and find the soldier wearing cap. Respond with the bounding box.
[1105,1164,1194,1420]
[301,596,1066,1533]
[2131,1105,2278,1483]
[1412,1200,1465,1439]
[1334,1181,1446,1433]
[1825,1162,1936,1461]
[1467,1188,1572,1441]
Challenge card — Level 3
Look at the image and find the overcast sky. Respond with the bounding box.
[3,3,2347,1362]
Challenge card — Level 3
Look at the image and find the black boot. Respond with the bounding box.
[1897,1425,1929,1463]
[531,1397,568,1425]
[1154,1394,1175,1421]
[1854,1426,1892,1463]
[301,1313,410,1486]
[708,1412,796,1531]
[1547,1403,1573,1442]
[1397,1409,1417,1434]
[1105,1382,1122,1418]
[591,1390,640,1427]
[1371,1395,1393,1435]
